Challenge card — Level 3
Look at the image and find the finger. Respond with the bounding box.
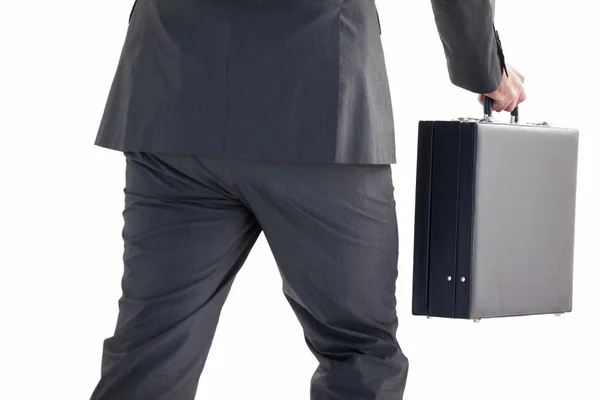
[503,88,519,112]
[506,96,519,112]
[504,87,520,111]
[493,100,506,112]
[518,89,527,103]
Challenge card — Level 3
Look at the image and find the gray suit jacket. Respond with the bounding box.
[94,0,505,164]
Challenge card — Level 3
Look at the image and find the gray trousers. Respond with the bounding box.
[91,152,409,399]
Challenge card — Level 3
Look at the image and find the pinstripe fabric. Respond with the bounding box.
[90,153,409,399]
[94,0,395,164]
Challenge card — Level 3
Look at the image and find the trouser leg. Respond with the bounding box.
[235,161,409,399]
[91,153,261,399]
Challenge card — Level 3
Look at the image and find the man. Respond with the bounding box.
[91,0,526,399]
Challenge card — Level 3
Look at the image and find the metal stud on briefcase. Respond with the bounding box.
[412,98,579,321]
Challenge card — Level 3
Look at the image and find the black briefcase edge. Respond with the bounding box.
[412,120,478,320]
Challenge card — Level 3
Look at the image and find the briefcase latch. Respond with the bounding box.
[526,121,552,127]
[455,117,482,123]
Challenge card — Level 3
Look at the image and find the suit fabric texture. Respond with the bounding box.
[95,0,394,163]
[90,153,408,399]
[94,0,503,164]
[91,0,504,398]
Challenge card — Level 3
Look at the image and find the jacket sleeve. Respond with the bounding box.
[430,0,507,94]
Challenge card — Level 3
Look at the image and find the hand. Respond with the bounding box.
[478,64,526,112]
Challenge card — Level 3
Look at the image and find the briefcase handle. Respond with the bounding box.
[483,96,519,123]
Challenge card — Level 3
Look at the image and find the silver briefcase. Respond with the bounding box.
[412,99,579,321]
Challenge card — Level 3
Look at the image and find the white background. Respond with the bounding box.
[1,1,598,399]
